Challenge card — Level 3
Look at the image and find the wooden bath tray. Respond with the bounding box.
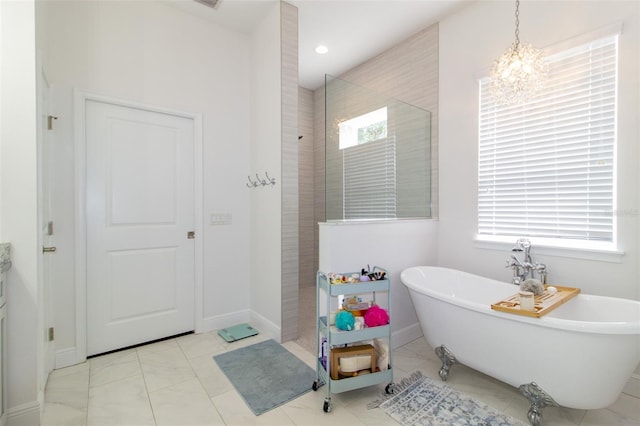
[491,285,580,318]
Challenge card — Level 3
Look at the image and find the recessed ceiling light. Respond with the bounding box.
[315,45,328,55]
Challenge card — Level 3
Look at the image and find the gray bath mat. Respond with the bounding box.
[213,339,315,415]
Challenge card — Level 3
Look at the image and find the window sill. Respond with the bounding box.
[474,235,625,263]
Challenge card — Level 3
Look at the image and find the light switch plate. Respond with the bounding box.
[210,213,232,225]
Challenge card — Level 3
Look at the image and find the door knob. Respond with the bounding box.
[43,246,57,253]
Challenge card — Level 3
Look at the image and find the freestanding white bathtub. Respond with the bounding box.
[400,266,640,425]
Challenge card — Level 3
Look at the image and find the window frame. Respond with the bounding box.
[476,29,622,255]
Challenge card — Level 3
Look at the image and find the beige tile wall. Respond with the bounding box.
[312,86,326,277]
[298,87,315,288]
[280,1,299,343]
[298,23,439,326]
[313,23,439,223]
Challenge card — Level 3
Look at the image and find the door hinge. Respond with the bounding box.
[48,327,55,341]
[187,231,195,239]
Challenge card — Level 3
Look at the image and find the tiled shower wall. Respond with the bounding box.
[303,23,439,284]
[281,1,299,343]
[330,23,439,220]
[298,87,315,288]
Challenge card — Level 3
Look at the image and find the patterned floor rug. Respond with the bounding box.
[369,371,527,426]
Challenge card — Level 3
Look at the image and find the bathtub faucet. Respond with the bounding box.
[506,239,547,285]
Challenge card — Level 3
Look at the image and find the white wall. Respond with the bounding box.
[249,2,283,339]
[438,0,640,300]
[0,0,41,423]
[319,220,438,348]
[40,0,253,363]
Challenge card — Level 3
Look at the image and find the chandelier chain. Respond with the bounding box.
[514,0,520,48]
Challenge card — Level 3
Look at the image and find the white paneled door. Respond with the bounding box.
[86,100,195,356]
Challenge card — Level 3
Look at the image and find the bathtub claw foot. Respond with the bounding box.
[519,382,558,426]
[435,345,457,381]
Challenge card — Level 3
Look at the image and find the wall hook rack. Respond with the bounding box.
[246,172,276,188]
[246,176,259,188]
[264,172,276,185]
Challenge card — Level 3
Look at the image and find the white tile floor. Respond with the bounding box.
[42,329,640,426]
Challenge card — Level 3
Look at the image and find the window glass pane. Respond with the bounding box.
[339,107,388,149]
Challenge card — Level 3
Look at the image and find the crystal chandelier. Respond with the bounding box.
[490,0,547,105]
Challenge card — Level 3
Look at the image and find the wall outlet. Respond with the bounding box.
[210,213,232,225]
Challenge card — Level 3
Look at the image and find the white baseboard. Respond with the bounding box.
[249,311,281,343]
[201,310,252,334]
[6,400,40,426]
[55,346,79,369]
[56,310,270,370]
[391,322,423,349]
[623,373,640,399]
[199,310,281,342]
[200,309,252,334]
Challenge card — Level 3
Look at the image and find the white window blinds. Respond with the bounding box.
[478,34,618,242]
[343,136,397,219]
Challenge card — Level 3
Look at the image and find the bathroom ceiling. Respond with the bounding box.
[166,0,472,90]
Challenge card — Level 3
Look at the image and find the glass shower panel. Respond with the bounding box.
[325,75,432,220]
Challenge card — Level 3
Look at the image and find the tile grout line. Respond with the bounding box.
[137,343,160,425]
[84,359,92,426]
[175,334,228,424]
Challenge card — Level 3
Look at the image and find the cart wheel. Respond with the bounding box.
[323,399,332,413]
[312,380,319,391]
[385,383,395,394]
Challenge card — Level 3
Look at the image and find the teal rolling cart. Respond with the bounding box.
[312,269,394,413]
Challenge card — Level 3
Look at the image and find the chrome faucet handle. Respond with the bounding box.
[535,263,547,283]
[512,238,531,252]
[509,254,524,266]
